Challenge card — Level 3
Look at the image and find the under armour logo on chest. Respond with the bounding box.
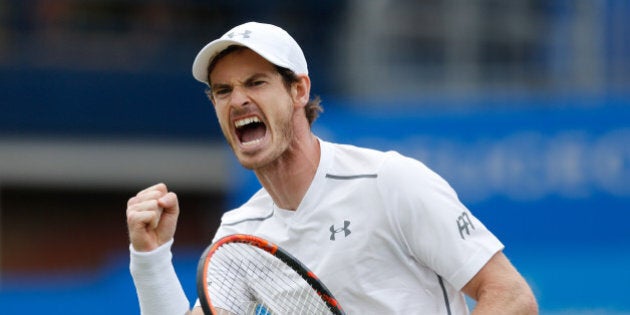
[329,220,351,241]
[227,30,252,39]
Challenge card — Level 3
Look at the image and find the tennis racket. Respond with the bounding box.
[196,234,345,315]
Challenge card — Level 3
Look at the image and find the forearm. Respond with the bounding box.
[463,251,538,315]
[130,238,191,315]
[471,282,538,315]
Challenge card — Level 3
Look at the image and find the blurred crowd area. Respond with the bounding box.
[1,0,628,98]
[0,1,629,314]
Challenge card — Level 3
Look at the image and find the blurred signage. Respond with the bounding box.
[316,97,629,204]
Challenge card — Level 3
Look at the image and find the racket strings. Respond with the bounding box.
[207,245,255,313]
[206,243,334,315]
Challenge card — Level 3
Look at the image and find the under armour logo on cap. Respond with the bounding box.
[227,30,251,39]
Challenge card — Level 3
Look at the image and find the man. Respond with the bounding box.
[127,22,538,314]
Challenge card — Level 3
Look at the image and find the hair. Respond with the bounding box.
[205,45,323,126]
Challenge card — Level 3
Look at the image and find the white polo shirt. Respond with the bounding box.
[210,140,504,314]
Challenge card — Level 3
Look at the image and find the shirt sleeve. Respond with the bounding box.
[378,152,504,290]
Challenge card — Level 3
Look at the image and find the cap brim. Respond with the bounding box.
[192,39,243,84]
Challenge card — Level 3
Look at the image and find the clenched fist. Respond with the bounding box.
[126,183,180,252]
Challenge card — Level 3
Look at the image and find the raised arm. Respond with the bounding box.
[127,183,191,315]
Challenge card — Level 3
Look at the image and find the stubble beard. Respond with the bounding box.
[229,112,295,171]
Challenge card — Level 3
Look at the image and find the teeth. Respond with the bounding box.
[242,138,263,146]
[235,116,261,128]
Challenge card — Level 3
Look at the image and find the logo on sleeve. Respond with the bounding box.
[329,220,351,241]
[457,212,476,240]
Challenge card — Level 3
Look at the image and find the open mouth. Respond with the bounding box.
[234,116,267,146]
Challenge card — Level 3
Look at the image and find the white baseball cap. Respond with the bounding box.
[192,22,308,85]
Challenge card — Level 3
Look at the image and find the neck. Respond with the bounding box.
[254,133,320,211]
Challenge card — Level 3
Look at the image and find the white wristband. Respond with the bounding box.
[129,239,190,315]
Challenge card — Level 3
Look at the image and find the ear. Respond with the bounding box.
[291,75,311,108]
[204,89,217,107]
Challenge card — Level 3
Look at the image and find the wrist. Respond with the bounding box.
[129,238,190,315]
[129,238,174,273]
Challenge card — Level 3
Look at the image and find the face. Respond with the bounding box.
[209,49,297,170]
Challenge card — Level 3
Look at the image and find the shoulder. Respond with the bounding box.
[323,141,451,196]
[212,189,273,241]
[329,142,461,214]
[222,189,272,224]
[327,141,440,184]
[325,141,396,175]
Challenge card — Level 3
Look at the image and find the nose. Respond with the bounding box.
[229,85,250,108]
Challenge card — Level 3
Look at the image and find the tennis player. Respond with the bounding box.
[127,22,538,314]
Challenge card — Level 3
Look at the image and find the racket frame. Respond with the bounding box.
[196,234,345,315]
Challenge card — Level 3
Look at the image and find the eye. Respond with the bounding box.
[248,79,266,87]
[213,87,231,97]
